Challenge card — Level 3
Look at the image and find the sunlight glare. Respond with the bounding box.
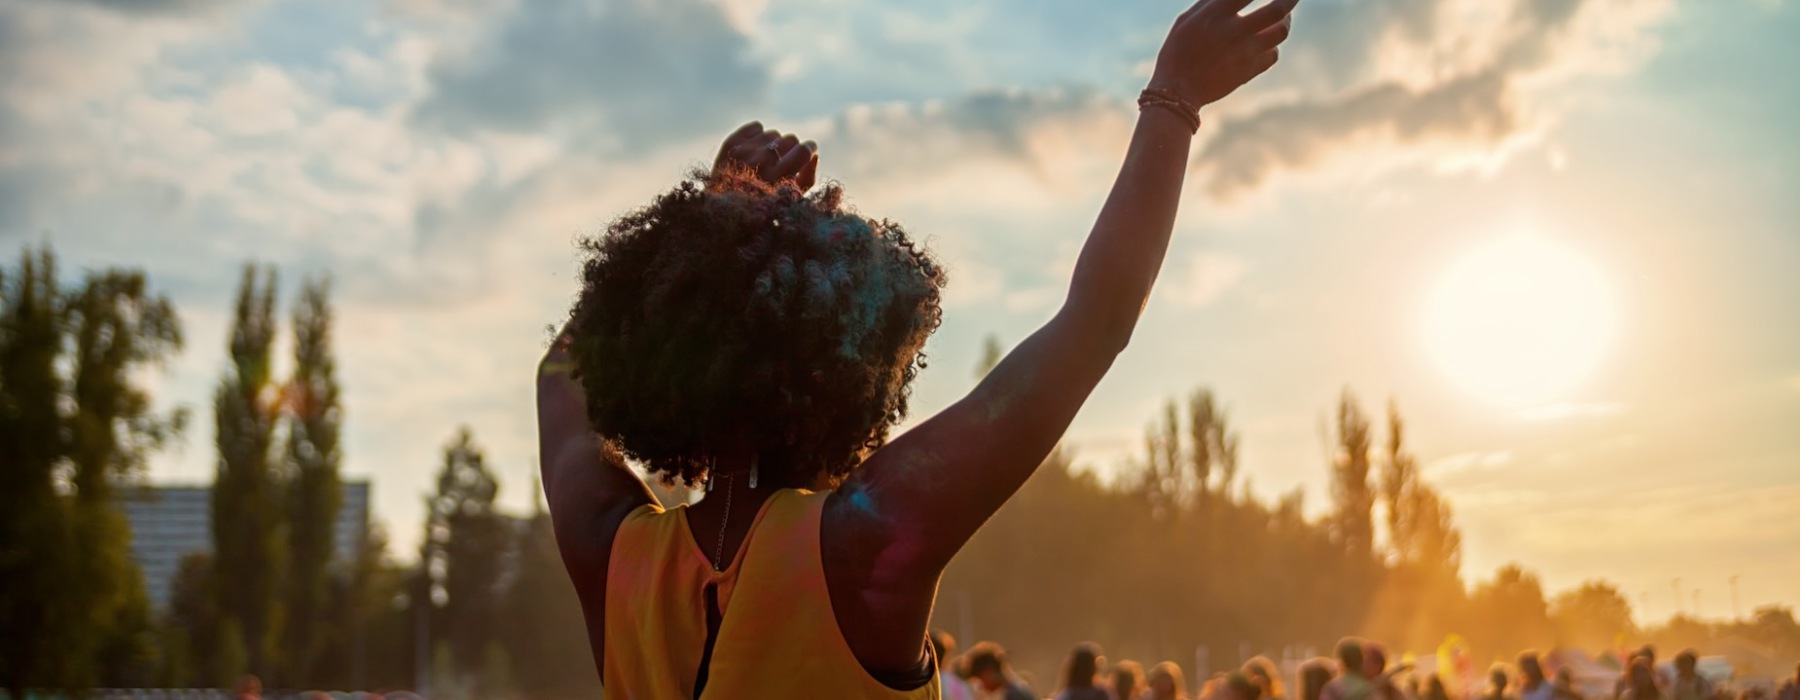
[1423,234,1615,408]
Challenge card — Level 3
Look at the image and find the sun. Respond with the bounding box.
[1423,234,1616,408]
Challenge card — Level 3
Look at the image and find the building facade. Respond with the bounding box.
[120,480,370,611]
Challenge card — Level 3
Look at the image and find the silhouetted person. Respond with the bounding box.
[1246,656,1288,700]
[1365,641,1407,700]
[1623,659,1663,700]
[1151,661,1193,700]
[1778,663,1800,700]
[931,629,976,700]
[536,0,1301,695]
[1483,666,1512,700]
[1555,668,1585,700]
[1325,639,1375,700]
[1219,671,1267,700]
[968,641,1036,700]
[1059,642,1112,700]
[1300,658,1337,700]
[1116,660,1148,700]
[1520,652,1554,700]
[1619,647,1659,700]
[1425,675,1452,700]
[1670,651,1710,700]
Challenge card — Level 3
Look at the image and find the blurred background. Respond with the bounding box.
[1,0,1796,697]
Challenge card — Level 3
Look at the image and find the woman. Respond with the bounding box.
[1150,662,1193,700]
[1300,658,1337,700]
[1621,659,1662,700]
[1116,660,1148,700]
[536,0,1299,695]
[1246,656,1288,700]
[1058,642,1113,700]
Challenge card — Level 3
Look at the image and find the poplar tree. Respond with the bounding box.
[212,263,285,677]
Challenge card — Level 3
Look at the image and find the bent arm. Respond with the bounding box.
[845,106,1195,571]
[536,337,657,577]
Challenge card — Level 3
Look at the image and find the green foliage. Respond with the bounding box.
[281,276,344,681]
[424,427,509,686]
[212,263,287,678]
[504,508,605,698]
[215,617,249,688]
[165,552,219,687]
[0,248,181,695]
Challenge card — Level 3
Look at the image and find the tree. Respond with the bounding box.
[505,495,604,698]
[212,263,286,677]
[1331,389,1376,560]
[281,276,343,682]
[165,552,220,687]
[1468,564,1555,660]
[0,248,78,696]
[0,250,183,694]
[1550,580,1637,651]
[423,427,508,686]
[66,269,184,687]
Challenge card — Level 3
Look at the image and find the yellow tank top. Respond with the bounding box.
[603,487,941,699]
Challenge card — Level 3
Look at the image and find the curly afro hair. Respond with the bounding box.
[567,166,946,487]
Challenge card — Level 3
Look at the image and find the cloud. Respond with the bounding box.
[65,0,234,16]
[814,87,1129,189]
[1195,0,1675,200]
[413,0,768,151]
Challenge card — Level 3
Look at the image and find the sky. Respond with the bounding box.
[3,0,1796,625]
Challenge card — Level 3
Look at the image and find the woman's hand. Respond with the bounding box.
[712,121,820,190]
[1150,0,1298,109]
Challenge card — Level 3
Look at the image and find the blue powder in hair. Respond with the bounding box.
[836,226,899,359]
[772,255,797,304]
[802,259,831,310]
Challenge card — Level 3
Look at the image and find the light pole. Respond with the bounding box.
[1730,575,1741,620]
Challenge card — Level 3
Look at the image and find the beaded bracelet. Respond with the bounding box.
[1137,87,1202,134]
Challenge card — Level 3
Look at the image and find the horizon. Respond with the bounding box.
[5,0,1797,636]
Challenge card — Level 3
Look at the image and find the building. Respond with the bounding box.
[119,480,370,611]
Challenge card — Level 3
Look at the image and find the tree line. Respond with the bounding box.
[2,248,1795,697]
[934,346,1800,686]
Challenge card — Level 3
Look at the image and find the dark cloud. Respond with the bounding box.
[66,0,227,15]
[1195,0,1663,200]
[413,0,768,150]
[1200,70,1515,200]
[819,87,1124,183]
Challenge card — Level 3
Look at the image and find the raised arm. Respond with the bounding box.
[840,0,1297,572]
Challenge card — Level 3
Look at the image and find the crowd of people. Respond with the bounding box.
[929,634,1800,700]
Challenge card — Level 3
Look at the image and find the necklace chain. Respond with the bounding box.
[712,473,733,572]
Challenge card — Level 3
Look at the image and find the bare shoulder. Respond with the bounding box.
[819,482,939,675]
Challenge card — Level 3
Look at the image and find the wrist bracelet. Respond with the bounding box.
[539,359,576,377]
[1138,88,1202,134]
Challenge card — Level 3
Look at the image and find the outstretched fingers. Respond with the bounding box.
[1204,0,1257,18]
[1239,0,1300,34]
